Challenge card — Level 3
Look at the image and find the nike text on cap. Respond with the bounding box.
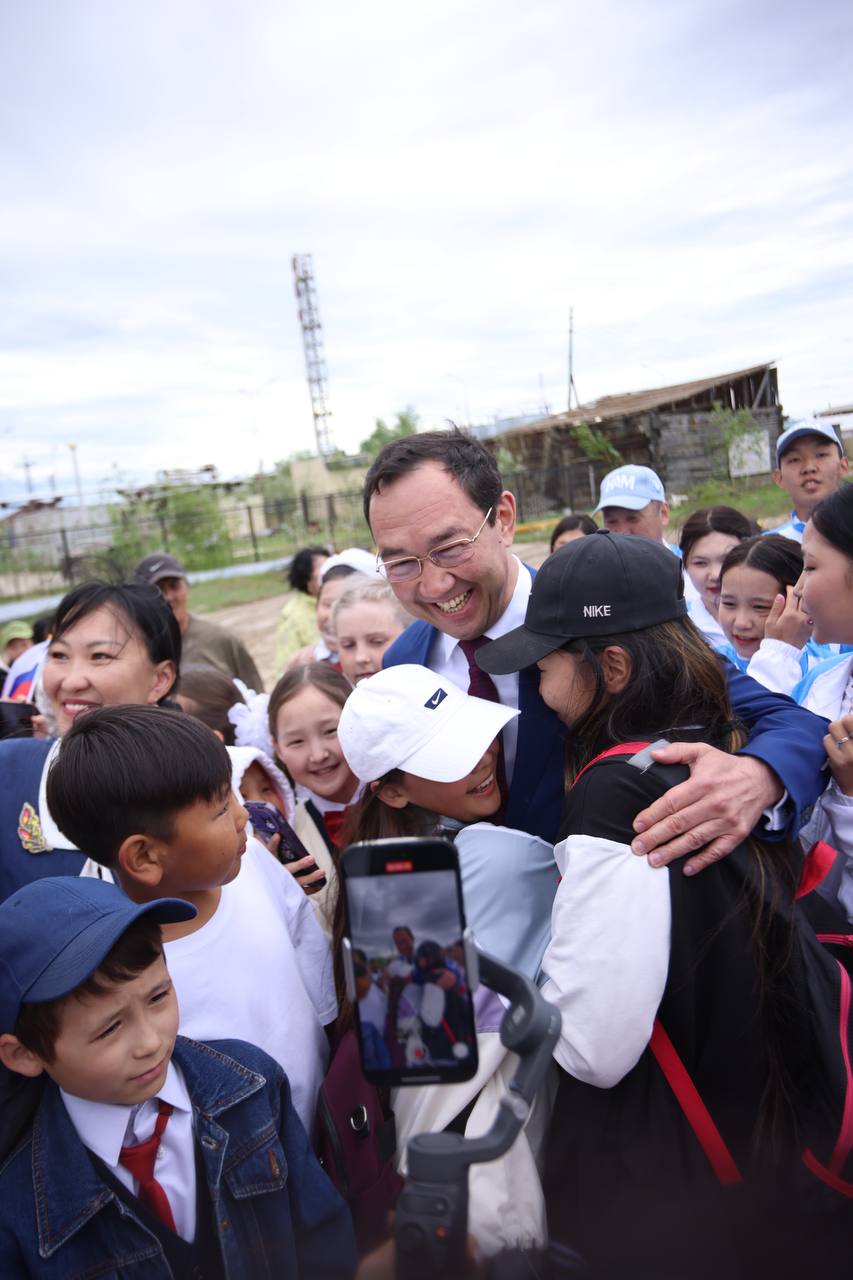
[775,418,843,466]
[477,530,687,676]
[133,552,187,585]
[592,464,666,515]
[337,663,518,784]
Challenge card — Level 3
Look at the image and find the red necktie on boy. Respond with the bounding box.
[119,1099,178,1232]
[458,637,509,818]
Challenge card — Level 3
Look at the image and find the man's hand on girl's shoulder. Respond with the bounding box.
[630,743,782,876]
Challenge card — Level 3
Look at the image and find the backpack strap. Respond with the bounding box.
[794,841,839,901]
[649,1020,743,1186]
[572,742,654,788]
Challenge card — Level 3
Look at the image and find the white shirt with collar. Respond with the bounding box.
[61,1059,197,1242]
[429,556,532,782]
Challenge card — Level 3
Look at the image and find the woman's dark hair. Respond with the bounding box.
[46,704,232,868]
[718,534,803,593]
[288,546,329,594]
[14,915,164,1063]
[178,665,246,744]
[51,581,182,701]
[812,486,853,560]
[363,427,502,528]
[679,506,754,561]
[549,514,598,552]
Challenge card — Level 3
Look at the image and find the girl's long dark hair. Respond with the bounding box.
[562,614,802,1160]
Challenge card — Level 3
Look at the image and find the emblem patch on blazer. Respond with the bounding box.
[18,803,49,854]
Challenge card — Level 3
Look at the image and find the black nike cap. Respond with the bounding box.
[477,530,687,675]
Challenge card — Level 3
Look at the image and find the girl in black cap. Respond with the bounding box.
[478,532,852,1258]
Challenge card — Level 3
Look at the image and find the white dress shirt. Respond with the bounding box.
[61,1060,197,1241]
[430,556,532,782]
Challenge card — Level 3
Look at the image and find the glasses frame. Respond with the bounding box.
[375,507,494,583]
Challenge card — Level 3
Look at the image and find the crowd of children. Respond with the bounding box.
[2,417,853,1275]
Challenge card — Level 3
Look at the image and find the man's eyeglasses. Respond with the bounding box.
[376,509,493,584]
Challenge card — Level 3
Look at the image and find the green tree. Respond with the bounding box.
[360,407,419,459]
[572,421,622,467]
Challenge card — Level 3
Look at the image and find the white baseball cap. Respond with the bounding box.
[337,664,518,783]
[593,464,666,514]
[320,547,377,579]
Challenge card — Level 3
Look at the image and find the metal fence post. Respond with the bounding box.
[246,504,260,561]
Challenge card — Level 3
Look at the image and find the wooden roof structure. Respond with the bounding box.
[494,363,777,439]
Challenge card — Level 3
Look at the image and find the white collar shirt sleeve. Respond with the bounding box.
[61,1060,197,1242]
[430,557,532,782]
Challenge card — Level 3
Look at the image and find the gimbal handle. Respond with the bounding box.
[394,948,561,1278]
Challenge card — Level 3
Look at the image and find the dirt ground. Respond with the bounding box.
[204,540,554,691]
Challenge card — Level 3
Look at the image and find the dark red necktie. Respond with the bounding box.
[457,637,509,819]
[323,807,350,848]
[119,1099,177,1232]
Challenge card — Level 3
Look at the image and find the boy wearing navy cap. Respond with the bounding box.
[769,418,849,543]
[0,877,356,1279]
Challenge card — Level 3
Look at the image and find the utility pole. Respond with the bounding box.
[292,254,336,457]
[568,308,579,411]
[17,456,35,495]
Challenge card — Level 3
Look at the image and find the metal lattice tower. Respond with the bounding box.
[292,254,336,456]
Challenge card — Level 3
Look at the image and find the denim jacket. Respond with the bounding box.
[0,1037,357,1279]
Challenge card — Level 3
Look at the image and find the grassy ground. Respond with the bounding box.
[188,570,289,614]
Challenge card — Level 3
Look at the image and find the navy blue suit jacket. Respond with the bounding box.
[0,739,86,902]
[383,586,829,847]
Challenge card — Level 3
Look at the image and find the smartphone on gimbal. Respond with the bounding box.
[340,838,479,1087]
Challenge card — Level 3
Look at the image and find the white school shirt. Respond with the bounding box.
[431,557,532,782]
[61,1061,196,1242]
[164,842,337,1133]
[765,513,805,543]
[686,595,727,647]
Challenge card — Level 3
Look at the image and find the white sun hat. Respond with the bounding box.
[337,664,517,783]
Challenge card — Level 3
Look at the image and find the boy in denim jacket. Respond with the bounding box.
[0,876,357,1279]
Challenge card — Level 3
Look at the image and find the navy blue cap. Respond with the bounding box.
[477,531,686,675]
[0,877,196,1033]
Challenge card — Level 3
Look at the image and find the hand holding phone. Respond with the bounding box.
[243,800,327,888]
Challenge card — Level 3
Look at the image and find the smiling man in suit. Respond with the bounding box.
[365,429,828,871]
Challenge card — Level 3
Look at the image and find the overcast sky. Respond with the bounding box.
[1,0,851,505]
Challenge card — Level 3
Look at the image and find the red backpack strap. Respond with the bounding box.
[649,1020,743,1186]
[572,742,654,788]
[795,841,839,901]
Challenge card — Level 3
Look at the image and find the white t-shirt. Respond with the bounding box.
[164,843,337,1133]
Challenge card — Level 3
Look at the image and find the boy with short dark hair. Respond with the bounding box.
[0,876,356,1278]
[46,705,337,1134]
[769,418,849,542]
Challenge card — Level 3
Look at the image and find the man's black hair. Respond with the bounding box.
[362,427,503,529]
[288,545,329,594]
[46,704,232,868]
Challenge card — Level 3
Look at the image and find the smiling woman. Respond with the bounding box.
[0,581,182,900]
[43,581,181,736]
